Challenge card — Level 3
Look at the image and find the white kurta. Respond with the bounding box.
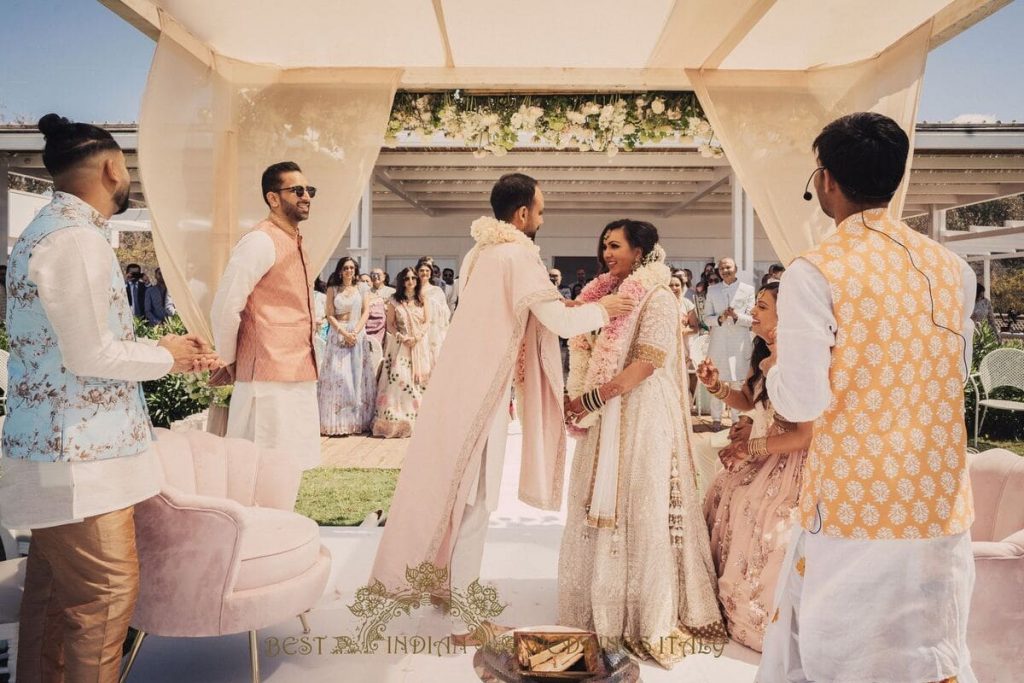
[0,224,171,530]
[759,256,977,683]
[702,279,756,381]
[210,230,320,470]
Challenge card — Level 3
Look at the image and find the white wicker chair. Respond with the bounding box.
[971,347,1024,447]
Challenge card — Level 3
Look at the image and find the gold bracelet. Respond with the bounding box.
[712,382,731,400]
[747,437,769,459]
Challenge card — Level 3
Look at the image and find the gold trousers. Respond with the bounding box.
[17,507,139,683]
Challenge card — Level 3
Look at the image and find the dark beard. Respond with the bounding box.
[114,185,131,215]
[282,201,308,223]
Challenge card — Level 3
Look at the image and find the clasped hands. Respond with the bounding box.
[560,294,635,319]
[719,418,754,471]
[718,307,739,325]
[158,334,225,375]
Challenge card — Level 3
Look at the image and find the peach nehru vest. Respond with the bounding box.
[799,209,973,540]
[234,220,318,383]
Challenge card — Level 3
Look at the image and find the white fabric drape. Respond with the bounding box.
[139,14,401,341]
[688,22,932,264]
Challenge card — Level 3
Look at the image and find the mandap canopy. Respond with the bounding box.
[99,0,1010,340]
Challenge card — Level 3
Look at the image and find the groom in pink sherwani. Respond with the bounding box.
[371,173,633,640]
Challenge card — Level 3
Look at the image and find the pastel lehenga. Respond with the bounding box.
[703,394,805,652]
[558,285,726,668]
[372,299,431,438]
[317,287,377,435]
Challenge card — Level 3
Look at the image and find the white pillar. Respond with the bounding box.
[0,158,9,265]
[347,183,372,271]
[929,205,946,242]
[731,172,755,285]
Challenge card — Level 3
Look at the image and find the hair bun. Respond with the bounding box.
[38,113,71,138]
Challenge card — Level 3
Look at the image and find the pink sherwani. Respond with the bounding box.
[371,224,605,593]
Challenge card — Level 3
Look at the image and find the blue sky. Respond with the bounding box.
[0,0,1021,124]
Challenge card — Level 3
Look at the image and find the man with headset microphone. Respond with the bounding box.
[757,112,977,683]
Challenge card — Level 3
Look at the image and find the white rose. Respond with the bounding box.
[567,111,586,125]
[651,98,665,115]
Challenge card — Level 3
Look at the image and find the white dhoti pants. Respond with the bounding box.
[449,397,510,630]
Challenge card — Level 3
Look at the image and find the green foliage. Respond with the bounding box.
[965,324,1024,442]
[134,315,231,428]
[295,468,400,526]
[991,264,1024,313]
[946,195,1024,232]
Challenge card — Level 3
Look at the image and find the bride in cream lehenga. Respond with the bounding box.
[558,219,726,668]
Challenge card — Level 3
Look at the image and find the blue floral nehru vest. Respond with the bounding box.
[2,192,153,462]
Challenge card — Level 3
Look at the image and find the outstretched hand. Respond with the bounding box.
[696,358,719,387]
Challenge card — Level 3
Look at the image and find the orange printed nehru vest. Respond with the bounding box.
[235,220,318,383]
[799,208,973,540]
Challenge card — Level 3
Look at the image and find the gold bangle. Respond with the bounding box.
[748,437,769,459]
[712,382,731,400]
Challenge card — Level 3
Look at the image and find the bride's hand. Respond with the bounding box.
[564,396,586,425]
[696,359,719,387]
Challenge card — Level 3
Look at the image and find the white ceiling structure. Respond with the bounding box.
[100,0,1008,88]
[3,124,1022,219]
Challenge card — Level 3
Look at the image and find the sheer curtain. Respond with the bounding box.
[689,23,932,264]
[139,14,401,341]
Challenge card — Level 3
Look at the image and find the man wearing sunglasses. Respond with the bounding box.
[211,160,322,471]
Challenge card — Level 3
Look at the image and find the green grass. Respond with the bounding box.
[974,438,1024,457]
[296,468,400,526]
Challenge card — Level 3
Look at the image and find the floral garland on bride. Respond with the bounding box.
[566,245,670,438]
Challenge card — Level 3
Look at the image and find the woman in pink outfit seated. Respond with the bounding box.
[698,282,812,652]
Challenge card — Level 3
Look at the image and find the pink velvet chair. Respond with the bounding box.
[120,428,331,683]
[967,448,1024,683]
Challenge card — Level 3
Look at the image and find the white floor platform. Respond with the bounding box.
[123,426,761,683]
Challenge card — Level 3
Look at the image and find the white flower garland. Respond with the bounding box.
[469,216,540,256]
[566,245,670,434]
[386,91,720,159]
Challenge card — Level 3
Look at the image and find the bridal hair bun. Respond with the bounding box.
[38,113,121,176]
[38,113,72,138]
[641,244,667,266]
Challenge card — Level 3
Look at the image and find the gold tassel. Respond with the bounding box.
[669,455,685,549]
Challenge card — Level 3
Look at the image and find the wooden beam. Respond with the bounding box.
[383,168,724,182]
[662,168,731,216]
[397,67,693,92]
[912,155,1024,170]
[372,170,437,217]
[97,0,160,41]
[930,0,1013,49]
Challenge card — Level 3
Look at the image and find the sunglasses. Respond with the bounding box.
[276,185,317,199]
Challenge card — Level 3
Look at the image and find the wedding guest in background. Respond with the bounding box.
[363,275,388,374]
[1,113,220,682]
[418,256,450,365]
[702,257,754,431]
[549,267,573,299]
[211,160,321,469]
[124,262,147,318]
[443,267,459,311]
[682,267,696,301]
[318,256,376,435]
[699,282,810,652]
[143,266,172,326]
[372,266,430,438]
[670,272,700,398]
[972,283,1002,341]
[370,266,395,300]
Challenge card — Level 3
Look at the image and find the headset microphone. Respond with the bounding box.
[802,167,822,201]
